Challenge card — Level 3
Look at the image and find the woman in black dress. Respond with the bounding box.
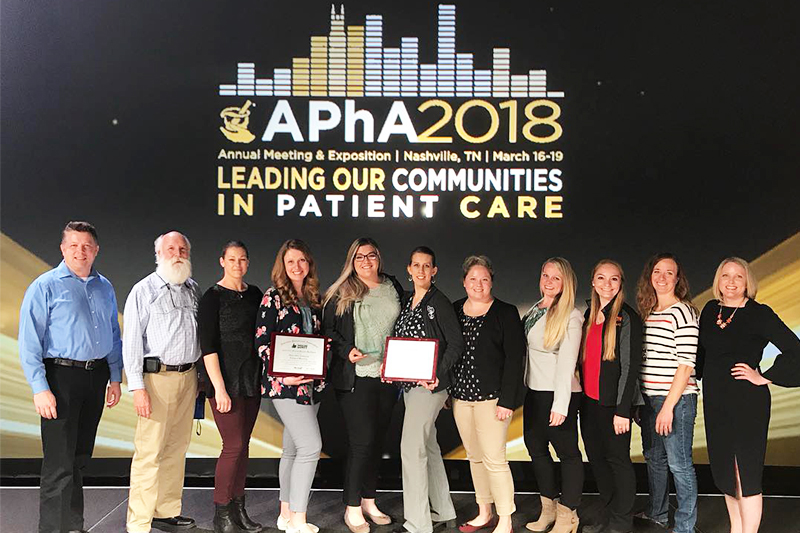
[699,257,800,533]
[198,241,264,533]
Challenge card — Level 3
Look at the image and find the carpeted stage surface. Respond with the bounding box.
[1,488,799,533]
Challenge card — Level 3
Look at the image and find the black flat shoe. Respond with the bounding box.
[152,515,197,531]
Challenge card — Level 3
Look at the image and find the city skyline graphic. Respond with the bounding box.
[219,4,565,99]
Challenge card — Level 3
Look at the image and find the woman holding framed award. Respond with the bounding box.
[198,240,264,533]
[578,260,642,533]
[255,239,325,533]
[323,237,404,533]
[389,246,463,533]
[451,256,526,533]
[521,258,583,533]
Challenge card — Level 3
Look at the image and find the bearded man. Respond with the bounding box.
[122,231,201,533]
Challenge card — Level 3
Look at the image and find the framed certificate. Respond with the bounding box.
[268,333,328,380]
[381,337,439,383]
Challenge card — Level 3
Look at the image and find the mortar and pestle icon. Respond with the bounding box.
[220,100,256,143]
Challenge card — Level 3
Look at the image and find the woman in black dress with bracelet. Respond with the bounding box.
[198,241,264,533]
[699,257,800,533]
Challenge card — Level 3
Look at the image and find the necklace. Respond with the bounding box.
[716,299,745,329]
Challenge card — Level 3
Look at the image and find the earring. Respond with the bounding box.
[431,276,436,284]
[408,275,413,282]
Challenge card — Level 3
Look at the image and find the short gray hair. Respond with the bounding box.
[462,255,494,280]
[153,231,191,262]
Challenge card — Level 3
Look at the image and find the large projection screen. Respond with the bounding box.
[2,0,798,466]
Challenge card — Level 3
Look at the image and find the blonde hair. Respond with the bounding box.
[271,239,322,309]
[582,259,625,362]
[324,237,383,316]
[540,257,577,350]
[712,257,758,301]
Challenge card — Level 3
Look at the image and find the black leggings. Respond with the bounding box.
[580,395,635,531]
[522,389,583,509]
[336,376,399,506]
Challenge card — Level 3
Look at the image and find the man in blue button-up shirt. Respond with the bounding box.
[18,221,123,533]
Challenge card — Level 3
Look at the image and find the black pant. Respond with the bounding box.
[580,395,635,532]
[335,376,398,506]
[39,360,109,533]
[522,389,584,510]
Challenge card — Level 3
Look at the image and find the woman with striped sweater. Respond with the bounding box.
[635,253,699,533]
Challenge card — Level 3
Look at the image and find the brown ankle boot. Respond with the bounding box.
[525,496,556,532]
[549,503,578,533]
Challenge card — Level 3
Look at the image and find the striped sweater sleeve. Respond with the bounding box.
[673,303,699,368]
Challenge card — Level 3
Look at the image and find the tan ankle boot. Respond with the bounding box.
[549,503,578,533]
[525,496,556,532]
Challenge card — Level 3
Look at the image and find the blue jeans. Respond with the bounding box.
[641,394,698,533]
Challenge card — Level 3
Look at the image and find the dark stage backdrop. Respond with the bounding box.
[2,0,799,466]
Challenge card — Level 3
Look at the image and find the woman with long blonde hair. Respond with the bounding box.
[322,237,404,533]
[578,260,642,533]
[522,258,583,533]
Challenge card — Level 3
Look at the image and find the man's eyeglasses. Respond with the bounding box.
[354,252,379,262]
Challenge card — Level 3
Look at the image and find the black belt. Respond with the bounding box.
[47,358,106,371]
[161,362,195,373]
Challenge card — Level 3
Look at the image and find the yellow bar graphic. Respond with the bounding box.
[346,25,365,96]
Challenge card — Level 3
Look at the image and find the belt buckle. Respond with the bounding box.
[85,360,96,371]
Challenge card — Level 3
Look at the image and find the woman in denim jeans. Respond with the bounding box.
[635,253,699,533]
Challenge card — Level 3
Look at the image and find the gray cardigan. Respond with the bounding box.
[525,307,583,416]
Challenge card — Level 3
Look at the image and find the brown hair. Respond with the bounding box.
[271,239,322,309]
[636,252,696,319]
[582,259,625,362]
[461,255,494,280]
[62,221,98,245]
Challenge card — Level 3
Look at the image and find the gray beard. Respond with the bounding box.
[157,259,192,285]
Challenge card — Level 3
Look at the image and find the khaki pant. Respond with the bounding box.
[127,368,197,532]
[452,398,515,516]
[401,388,456,533]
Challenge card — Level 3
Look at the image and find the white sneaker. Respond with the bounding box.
[277,515,319,533]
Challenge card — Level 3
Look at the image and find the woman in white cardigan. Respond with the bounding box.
[522,258,584,533]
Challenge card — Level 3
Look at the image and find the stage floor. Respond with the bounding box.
[1,487,798,533]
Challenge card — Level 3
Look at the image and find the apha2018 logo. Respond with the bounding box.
[217,4,565,146]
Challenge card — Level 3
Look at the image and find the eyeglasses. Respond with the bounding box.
[354,252,379,263]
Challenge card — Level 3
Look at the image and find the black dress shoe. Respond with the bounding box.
[152,515,197,531]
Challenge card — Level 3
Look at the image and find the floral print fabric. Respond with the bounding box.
[255,287,326,404]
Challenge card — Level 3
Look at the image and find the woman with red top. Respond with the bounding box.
[578,260,643,533]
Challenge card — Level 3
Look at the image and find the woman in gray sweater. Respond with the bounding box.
[522,258,583,533]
